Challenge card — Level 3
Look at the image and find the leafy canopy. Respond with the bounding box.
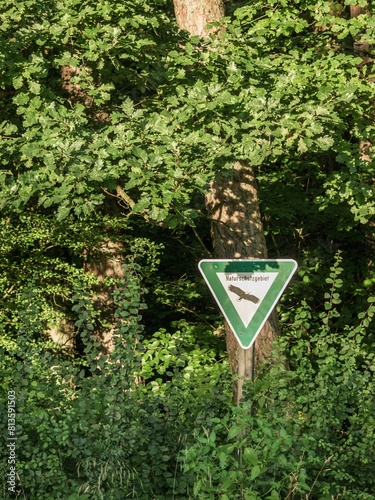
[0,0,374,227]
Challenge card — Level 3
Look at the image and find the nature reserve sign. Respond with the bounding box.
[198,260,298,349]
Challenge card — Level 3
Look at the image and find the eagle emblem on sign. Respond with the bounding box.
[228,285,259,304]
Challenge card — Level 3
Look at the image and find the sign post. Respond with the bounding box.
[199,259,297,401]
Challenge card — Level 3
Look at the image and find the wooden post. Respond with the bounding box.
[236,344,255,405]
[224,318,257,405]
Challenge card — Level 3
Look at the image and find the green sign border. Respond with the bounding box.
[198,259,297,349]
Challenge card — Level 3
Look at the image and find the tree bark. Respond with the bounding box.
[206,161,280,404]
[84,241,126,355]
[56,67,119,356]
[172,0,280,403]
[173,0,224,37]
[350,3,373,161]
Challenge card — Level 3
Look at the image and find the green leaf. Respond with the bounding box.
[243,447,258,466]
[250,465,262,480]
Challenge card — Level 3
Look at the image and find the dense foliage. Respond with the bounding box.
[1,0,374,498]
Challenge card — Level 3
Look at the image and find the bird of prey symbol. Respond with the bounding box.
[228,285,259,304]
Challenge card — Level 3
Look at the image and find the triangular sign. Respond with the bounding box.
[198,259,298,349]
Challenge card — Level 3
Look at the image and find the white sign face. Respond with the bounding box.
[217,272,278,328]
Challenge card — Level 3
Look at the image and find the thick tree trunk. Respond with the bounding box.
[56,66,119,356]
[173,0,224,36]
[205,162,268,260]
[350,3,375,263]
[350,3,373,161]
[172,0,280,403]
[84,241,126,355]
[206,161,280,404]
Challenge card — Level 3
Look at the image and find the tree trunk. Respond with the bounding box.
[57,66,119,356]
[172,0,280,403]
[350,3,373,161]
[173,0,224,37]
[84,241,126,355]
[205,161,280,404]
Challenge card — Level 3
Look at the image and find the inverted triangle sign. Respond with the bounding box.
[199,259,298,349]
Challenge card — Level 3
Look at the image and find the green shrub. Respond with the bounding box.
[180,257,375,499]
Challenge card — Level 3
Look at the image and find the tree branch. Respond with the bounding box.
[115,185,135,209]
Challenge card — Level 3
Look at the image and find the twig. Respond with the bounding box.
[3,283,16,299]
[191,225,212,257]
[115,185,135,209]
[307,455,333,498]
